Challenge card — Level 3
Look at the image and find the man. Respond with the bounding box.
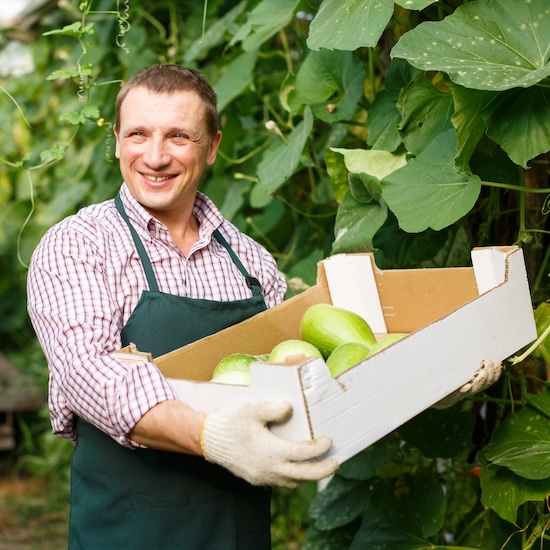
[27,64,338,549]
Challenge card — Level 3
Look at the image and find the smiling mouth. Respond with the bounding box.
[143,174,173,182]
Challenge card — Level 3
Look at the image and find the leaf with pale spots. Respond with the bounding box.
[479,456,550,525]
[391,0,550,91]
[482,389,550,480]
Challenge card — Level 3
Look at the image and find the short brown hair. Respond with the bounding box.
[115,64,219,137]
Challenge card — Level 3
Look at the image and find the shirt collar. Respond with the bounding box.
[118,183,224,239]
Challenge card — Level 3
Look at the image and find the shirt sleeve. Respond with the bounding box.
[27,222,176,447]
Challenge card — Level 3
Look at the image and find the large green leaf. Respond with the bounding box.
[307,0,436,52]
[338,436,398,481]
[372,213,451,267]
[482,391,550,480]
[365,474,445,548]
[252,106,314,206]
[532,302,550,363]
[332,190,388,254]
[399,79,455,157]
[479,456,550,525]
[368,59,420,152]
[34,181,91,226]
[183,2,246,64]
[330,148,408,182]
[324,148,349,203]
[229,0,299,51]
[310,475,371,530]
[485,86,550,168]
[303,523,357,550]
[351,502,433,550]
[307,0,394,51]
[398,406,475,459]
[366,90,403,152]
[391,0,550,91]
[294,49,365,123]
[381,129,481,232]
[213,50,259,112]
[448,82,500,169]
[395,0,436,8]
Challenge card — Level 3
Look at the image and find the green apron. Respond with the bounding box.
[68,193,271,549]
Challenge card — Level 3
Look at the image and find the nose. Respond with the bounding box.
[143,137,170,168]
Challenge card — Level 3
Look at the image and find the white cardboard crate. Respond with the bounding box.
[123,246,536,464]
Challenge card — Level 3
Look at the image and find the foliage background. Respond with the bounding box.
[0,0,549,548]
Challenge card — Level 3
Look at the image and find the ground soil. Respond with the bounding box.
[0,476,69,550]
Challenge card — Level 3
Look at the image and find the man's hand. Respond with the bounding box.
[433,359,504,409]
[201,400,339,488]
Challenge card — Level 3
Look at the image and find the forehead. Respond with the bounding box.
[119,87,206,129]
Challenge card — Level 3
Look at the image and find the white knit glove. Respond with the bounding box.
[433,359,504,409]
[200,400,339,488]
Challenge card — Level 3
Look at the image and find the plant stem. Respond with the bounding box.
[481,180,550,194]
[510,323,550,365]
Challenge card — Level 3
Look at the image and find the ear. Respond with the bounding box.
[206,131,222,166]
[113,124,121,159]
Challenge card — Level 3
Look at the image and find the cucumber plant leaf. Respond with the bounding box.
[229,0,299,51]
[324,148,349,203]
[482,390,550,480]
[391,0,550,91]
[332,190,388,254]
[330,148,408,183]
[448,82,500,169]
[398,78,455,157]
[485,86,550,169]
[338,435,398,481]
[531,302,550,364]
[479,456,550,525]
[253,106,314,206]
[307,0,436,52]
[183,2,247,64]
[294,49,365,123]
[398,406,475,459]
[213,49,259,112]
[363,474,446,549]
[366,90,403,152]
[381,129,481,232]
[309,475,372,530]
[372,215,451,267]
[307,0,394,51]
[367,59,419,151]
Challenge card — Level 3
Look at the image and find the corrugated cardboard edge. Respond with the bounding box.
[298,245,536,462]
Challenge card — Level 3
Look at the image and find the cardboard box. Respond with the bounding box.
[119,246,536,464]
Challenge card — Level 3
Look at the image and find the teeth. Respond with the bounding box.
[147,175,171,182]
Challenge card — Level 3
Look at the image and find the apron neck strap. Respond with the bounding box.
[213,229,263,296]
[115,192,160,292]
[114,192,263,297]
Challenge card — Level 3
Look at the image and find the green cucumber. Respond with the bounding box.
[299,304,377,359]
[326,342,371,377]
[268,339,323,363]
[367,333,407,357]
[210,353,256,385]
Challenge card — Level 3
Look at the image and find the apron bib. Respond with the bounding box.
[68,194,271,550]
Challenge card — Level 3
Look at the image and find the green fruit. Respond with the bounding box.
[366,333,407,357]
[326,342,371,377]
[210,370,251,385]
[300,304,377,358]
[268,339,323,363]
[210,353,256,385]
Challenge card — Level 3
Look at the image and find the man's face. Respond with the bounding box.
[114,87,221,218]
